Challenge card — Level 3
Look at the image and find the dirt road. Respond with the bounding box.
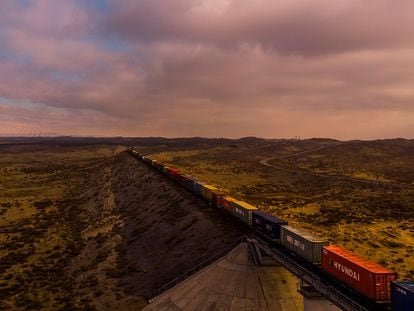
[259,146,413,188]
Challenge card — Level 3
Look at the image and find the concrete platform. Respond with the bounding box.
[143,243,303,311]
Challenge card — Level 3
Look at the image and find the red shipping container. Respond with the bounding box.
[222,196,236,212]
[166,167,180,180]
[322,245,396,301]
[212,192,225,207]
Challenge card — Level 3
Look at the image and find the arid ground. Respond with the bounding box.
[145,138,414,280]
[1,137,413,310]
[0,141,246,310]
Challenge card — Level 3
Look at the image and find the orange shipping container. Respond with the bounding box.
[322,245,396,301]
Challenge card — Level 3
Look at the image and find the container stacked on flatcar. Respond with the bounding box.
[176,173,187,186]
[391,281,414,311]
[230,199,258,226]
[165,167,180,180]
[200,184,218,201]
[252,211,287,241]
[281,225,328,264]
[322,245,396,301]
[212,191,225,208]
[182,174,197,193]
[193,181,204,196]
[222,196,236,213]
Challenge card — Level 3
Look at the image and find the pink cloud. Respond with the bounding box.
[2,0,91,36]
[0,0,413,139]
[107,0,414,55]
[5,29,116,72]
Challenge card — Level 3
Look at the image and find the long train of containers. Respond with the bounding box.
[128,149,412,309]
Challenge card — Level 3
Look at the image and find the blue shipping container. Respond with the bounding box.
[252,211,287,240]
[392,281,414,311]
[193,181,204,196]
[181,175,195,192]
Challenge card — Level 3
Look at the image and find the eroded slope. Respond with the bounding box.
[111,151,245,298]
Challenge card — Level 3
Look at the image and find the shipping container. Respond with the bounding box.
[322,245,396,301]
[222,196,236,213]
[193,181,204,196]
[280,225,328,264]
[174,172,184,182]
[230,199,258,225]
[184,176,198,193]
[212,191,225,208]
[200,184,218,201]
[165,167,180,181]
[165,167,179,175]
[391,281,414,311]
[179,174,192,191]
[252,211,287,241]
[155,162,164,172]
[183,175,192,191]
[182,175,194,190]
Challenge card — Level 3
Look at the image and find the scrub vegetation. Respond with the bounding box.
[0,140,247,310]
[146,138,414,280]
[1,137,412,310]
[0,144,131,310]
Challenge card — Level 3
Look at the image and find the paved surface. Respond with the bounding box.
[143,243,303,311]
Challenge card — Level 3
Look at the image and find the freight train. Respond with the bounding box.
[128,149,413,311]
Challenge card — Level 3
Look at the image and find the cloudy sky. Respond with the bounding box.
[0,0,413,139]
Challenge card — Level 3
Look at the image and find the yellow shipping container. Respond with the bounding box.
[201,184,218,201]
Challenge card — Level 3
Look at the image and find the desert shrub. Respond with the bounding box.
[14,293,42,310]
[381,239,403,248]
[94,289,103,297]
[33,199,53,209]
[84,275,99,287]
[81,303,97,311]
[367,241,379,248]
